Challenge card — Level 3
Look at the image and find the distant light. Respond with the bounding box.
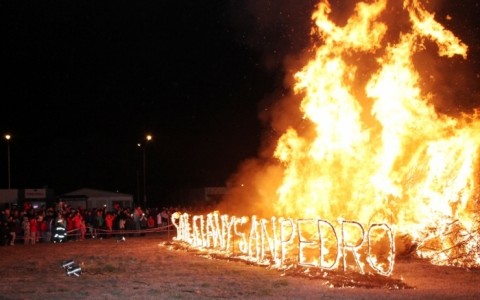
[146,134,152,141]
[5,134,11,141]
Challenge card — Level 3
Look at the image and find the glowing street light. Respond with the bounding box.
[4,134,11,189]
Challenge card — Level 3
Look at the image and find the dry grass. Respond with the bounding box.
[0,233,479,299]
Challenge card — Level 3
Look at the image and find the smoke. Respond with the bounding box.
[414,0,480,115]
[227,0,318,71]
[215,0,322,216]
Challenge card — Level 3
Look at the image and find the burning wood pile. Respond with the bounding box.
[175,0,480,277]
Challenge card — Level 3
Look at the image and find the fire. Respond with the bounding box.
[172,211,396,276]
[271,0,479,267]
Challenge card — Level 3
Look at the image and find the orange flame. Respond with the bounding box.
[214,0,480,269]
[269,0,479,267]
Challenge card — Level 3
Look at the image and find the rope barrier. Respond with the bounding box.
[84,224,175,235]
[12,224,176,242]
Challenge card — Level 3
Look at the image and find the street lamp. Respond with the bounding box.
[139,134,152,207]
[4,134,11,189]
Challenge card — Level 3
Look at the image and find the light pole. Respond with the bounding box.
[4,134,11,189]
[136,165,141,206]
[139,134,152,207]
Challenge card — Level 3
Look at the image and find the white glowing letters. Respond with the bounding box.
[172,212,395,276]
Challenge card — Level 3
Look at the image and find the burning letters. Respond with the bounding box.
[172,212,395,276]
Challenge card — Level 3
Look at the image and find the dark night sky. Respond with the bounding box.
[1,1,480,205]
[0,0,316,203]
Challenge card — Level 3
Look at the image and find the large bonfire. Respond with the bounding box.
[218,0,480,269]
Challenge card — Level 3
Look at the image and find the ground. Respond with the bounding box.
[0,233,479,299]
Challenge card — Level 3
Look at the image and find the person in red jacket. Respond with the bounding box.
[66,213,74,241]
[29,216,37,245]
[105,212,115,239]
[36,215,46,243]
[147,215,155,229]
[72,211,82,240]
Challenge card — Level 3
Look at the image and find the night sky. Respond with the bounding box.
[1,1,480,205]
[0,0,317,203]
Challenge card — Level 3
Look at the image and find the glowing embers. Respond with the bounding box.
[172,212,395,276]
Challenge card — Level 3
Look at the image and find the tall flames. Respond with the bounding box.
[270,0,480,267]
[212,0,480,270]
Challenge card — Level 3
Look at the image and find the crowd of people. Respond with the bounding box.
[0,201,180,245]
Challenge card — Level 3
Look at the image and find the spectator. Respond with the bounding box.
[66,213,74,241]
[156,210,163,228]
[133,206,143,237]
[29,215,37,245]
[1,208,10,223]
[117,209,128,242]
[125,209,135,237]
[93,209,105,239]
[0,219,8,246]
[84,210,94,239]
[105,212,115,239]
[147,214,155,229]
[79,217,86,240]
[22,216,30,245]
[139,212,148,236]
[7,216,16,246]
[72,211,82,240]
[161,208,169,226]
[45,216,54,243]
[53,214,67,243]
[37,215,46,243]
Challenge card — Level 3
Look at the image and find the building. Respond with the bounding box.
[0,188,56,209]
[59,188,133,211]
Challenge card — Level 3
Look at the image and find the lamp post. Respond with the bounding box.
[139,134,152,207]
[136,163,141,206]
[4,134,11,189]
